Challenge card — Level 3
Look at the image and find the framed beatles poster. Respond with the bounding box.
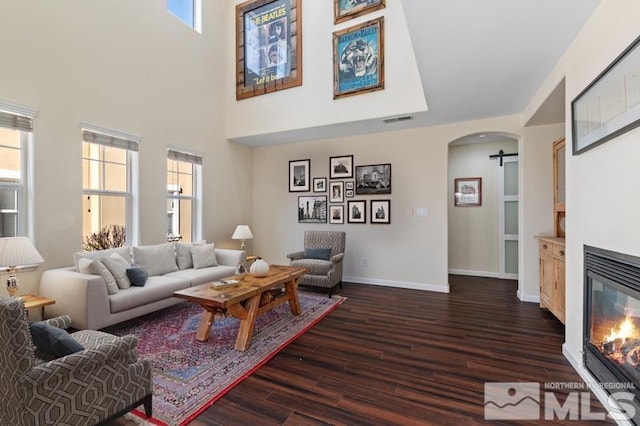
[333,17,384,99]
[235,0,302,100]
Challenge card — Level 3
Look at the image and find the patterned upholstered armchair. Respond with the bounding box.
[286,230,346,296]
[0,297,152,426]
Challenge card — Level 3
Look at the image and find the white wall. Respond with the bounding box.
[448,140,517,276]
[0,1,252,294]
[524,0,640,376]
[226,0,427,141]
[251,115,523,292]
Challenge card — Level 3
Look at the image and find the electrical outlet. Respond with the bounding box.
[362,257,369,267]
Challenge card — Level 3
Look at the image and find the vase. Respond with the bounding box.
[250,259,270,277]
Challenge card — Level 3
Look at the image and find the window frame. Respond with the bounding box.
[167,148,202,243]
[81,123,140,246]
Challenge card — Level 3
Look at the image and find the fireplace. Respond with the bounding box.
[584,245,640,423]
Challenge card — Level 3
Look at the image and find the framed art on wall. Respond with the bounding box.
[329,205,344,224]
[370,199,390,224]
[313,177,327,192]
[329,155,354,178]
[329,181,344,203]
[333,17,384,99]
[454,177,482,206]
[289,159,310,192]
[298,196,327,223]
[572,35,640,155]
[347,200,366,223]
[334,0,385,24]
[355,163,391,195]
[235,0,302,100]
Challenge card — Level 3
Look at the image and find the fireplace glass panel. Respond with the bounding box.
[589,276,640,385]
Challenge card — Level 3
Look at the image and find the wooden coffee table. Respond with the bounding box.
[173,265,307,351]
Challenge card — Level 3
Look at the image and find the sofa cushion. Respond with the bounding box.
[175,242,193,270]
[132,243,178,276]
[30,322,84,358]
[73,246,131,271]
[78,258,119,295]
[191,244,218,269]
[304,248,332,261]
[291,258,333,276]
[126,266,149,287]
[165,265,237,286]
[108,275,190,313]
[101,253,132,289]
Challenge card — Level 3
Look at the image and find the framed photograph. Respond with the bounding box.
[454,177,482,207]
[345,181,354,190]
[329,155,354,178]
[298,196,327,223]
[572,35,640,155]
[333,17,384,99]
[329,205,344,224]
[235,0,302,100]
[347,200,366,224]
[329,181,344,202]
[289,159,310,192]
[313,177,327,193]
[334,0,385,24]
[345,189,354,198]
[355,163,391,195]
[370,199,390,224]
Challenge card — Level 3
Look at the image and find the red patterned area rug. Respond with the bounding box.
[103,292,344,426]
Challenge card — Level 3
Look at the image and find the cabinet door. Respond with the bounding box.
[540,252,554,309]
[553,258,566,323]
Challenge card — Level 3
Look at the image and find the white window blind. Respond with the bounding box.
[167,149,202,165]
[83,130,138,152]
[0,112,33,131]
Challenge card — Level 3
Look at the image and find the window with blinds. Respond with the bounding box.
[0,107,34,237]
[167,149,202,243]
[82,127,139,246]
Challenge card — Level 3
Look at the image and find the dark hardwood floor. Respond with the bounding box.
[181,275,613,425]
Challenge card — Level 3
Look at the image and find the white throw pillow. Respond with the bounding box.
[175,243,193,270]
[78,258,119,295]
[101,253,132,289]
[73,246,131,271]
[132,243,178,276]
[191,244,218,269]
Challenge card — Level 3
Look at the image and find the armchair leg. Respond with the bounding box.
[143,394,153,418]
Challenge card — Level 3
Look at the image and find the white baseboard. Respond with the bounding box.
[448,268,499,278]
[563,344,633,426]
[342,275,449,293]
[518,289,540,303]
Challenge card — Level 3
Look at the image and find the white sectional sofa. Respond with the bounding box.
[40,243,245,330]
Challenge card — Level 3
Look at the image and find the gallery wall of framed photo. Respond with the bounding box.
[291,154,392,225]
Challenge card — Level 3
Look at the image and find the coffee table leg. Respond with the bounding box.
[285,278,301,315]
[235,295,261,351]
[196,308,216,342]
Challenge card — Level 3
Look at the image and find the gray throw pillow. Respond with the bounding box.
[191,244,218,269]
[175,243,193,270]
[101,253,132,289]
[126,266,149,286]
[133,243,179,276]
[78,258,119,295]
[304,248,332,261]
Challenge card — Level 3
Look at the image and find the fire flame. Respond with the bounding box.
[605,315,637,343]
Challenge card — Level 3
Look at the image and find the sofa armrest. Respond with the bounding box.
[39,267,111,330]
[287,250,305,261]
[215,248,246,267]
[330,253,345,264]
[39,315,72,330]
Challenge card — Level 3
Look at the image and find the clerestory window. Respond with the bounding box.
[167,0,201,32]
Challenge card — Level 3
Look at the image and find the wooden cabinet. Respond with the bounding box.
[538,236,565,323]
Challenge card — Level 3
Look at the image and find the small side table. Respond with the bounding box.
[21,294,55,320]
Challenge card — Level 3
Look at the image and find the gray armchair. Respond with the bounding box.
[0,297,153,426]
[286,230,346,296]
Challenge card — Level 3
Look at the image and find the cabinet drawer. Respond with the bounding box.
[540,240,554,256]
[553,244,566,260]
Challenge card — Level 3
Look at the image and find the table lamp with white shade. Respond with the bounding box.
[231,225,253,250]
[0,237,44,297]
